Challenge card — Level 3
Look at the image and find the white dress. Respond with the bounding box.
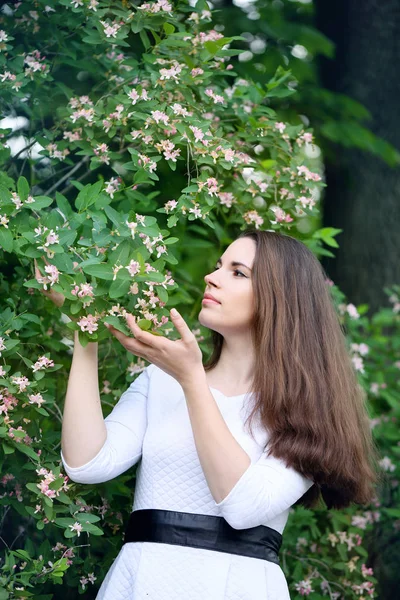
[61,364,314,600]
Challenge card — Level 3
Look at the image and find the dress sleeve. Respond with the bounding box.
[214,451,314,530]
[60,365,153,484]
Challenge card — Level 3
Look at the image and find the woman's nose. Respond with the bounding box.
[204,272,217,286]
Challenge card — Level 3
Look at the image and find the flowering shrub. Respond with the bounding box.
[0,1,398,598]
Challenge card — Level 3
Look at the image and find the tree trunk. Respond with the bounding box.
[315,0,400,314]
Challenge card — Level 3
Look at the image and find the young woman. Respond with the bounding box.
[51,229,377,599]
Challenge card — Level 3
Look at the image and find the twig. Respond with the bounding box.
[0,535,10,550]
[44,156,90,196]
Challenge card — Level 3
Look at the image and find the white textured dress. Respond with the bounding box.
[61,364,314,600]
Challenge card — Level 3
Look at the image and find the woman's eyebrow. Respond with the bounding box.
[216,258,252,271]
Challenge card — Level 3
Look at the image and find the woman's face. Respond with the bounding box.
[198,237,256,336]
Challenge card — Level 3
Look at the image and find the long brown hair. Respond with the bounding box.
[204,229,379,510]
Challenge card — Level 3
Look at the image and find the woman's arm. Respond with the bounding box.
[61,331,106,468]
[182,373,313,530]
[61,363,152,484]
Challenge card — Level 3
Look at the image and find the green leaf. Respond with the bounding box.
[139,29,151,50]
[163,23,175,35]
[75,181,103,212]
[55,517,75,528]
[26,483,39,494]
[0,227,13,253]
[104,205,123,228]
[156,285,168,304]
[75,513,101,524]
[2,443,15,454]
[15,444,39,460]
[17,176,30,201]
[82,523,104,536]
[109,276,132,299]
[82,262,114,280]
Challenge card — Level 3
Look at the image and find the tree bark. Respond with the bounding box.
[315,0,400,314]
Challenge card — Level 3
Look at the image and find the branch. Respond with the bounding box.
[44,156,90,196]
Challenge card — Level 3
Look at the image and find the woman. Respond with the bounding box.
[41,229,377,599]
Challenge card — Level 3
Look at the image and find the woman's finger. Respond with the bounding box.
[125,314,164,349]
[169,309,196,344]
[105,323,150,358]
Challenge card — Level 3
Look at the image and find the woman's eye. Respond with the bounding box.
[234,270,245,277]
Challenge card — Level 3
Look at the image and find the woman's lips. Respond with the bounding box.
[202,298,220,305]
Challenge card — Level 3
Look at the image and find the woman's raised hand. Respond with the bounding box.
[34,258,66,308]
[104,310,204,387]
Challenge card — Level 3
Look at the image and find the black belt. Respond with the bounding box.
[123,509,282,565]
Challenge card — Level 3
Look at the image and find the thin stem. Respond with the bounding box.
[44,156,90,196]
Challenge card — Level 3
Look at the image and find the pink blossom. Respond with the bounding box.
[243,210,264,229]
[297,165,322,182]
[351,355,365,373]
[100,20,122,38]
[189,204,203,219]
[150,110,169,126]
[104,177,121,199]
[137,154,157,172]
[189,126,205,142]
[0,215,9,228]
[159,64,182,82]
[218,192,235,208]
[378,456,396,472]
[28,393,45,407]
[69,522,83,536]
[137,0,173,14]
[294,578,314,596]
[171,103,192,117]
[31,355,55,372]
[191,68,204,77]
[10,376,30,392]
[126,260,140,276]
[346,303,360,319]
[77,314,99,335]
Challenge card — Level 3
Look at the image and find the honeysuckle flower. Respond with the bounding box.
[346,303,360,319]
[150,110,169,126]
[100,20,122,39]
[294,578,314,596]
[77,314,99,334]
[28,393,45,407]
[351,515,369,529]
[126,260,140,276]
[31,356,55,372]
[0,215,9,228]
[10,376,30,392]
[159,64,182,82]
[204,88,225,104]
[218,192,235,207]
[104,177,121,198]
[69,522,83,536]
[296,165,322,182]
[243,210,264,229]
[378,456,396,472]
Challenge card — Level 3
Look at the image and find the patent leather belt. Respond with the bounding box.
[123,508,282,565]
